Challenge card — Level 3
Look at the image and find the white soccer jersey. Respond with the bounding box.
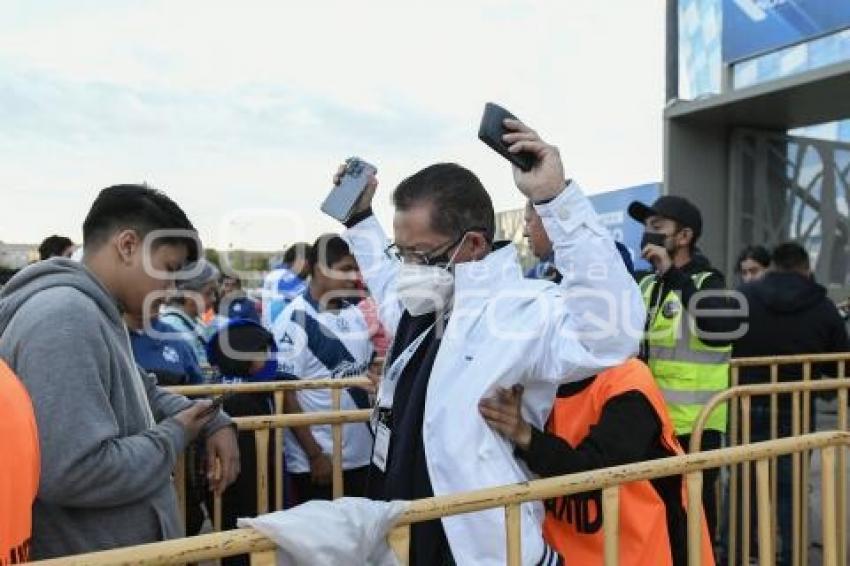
[272,291,374,473]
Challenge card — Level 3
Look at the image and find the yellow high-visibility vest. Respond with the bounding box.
[640,272,730,435]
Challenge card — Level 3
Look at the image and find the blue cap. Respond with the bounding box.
[225,296,260,323]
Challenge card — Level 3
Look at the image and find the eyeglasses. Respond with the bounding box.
[385,228,487,266]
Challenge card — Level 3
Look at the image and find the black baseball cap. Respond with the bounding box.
[628,195,702,240]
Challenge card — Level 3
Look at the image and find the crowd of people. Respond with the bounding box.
[2,115,848,566]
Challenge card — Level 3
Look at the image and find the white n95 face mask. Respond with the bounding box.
[395,234,467,316]
[396,264,455,316]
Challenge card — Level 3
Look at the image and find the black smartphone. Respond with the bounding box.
[320,157,377,223]
[478,102,536,172]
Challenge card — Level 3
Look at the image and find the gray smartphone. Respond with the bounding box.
[321,157,377,223]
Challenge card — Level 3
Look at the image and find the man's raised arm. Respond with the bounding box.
[328,165,404,334]
[503,119,644,382]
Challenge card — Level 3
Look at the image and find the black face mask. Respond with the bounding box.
[640,231,667,250]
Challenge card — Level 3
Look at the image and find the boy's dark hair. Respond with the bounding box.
[772,242,810,272]
[38,235,74,260]
[210,324,273,377]
[308,234,351,274]
[392,163,495,243]
[736,245,771,271]
[283,242,312,265]
[83,184,199,262]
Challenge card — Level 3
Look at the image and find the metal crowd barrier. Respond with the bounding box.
[34,431,850,566]
[691,352,850,566]
[167,377,372,531]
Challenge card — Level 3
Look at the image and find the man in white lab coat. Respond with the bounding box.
[329,118,645,565]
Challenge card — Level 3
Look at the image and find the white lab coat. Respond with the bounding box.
[342,182,645,565]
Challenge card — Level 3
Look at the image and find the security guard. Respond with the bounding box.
[628,195,739,542]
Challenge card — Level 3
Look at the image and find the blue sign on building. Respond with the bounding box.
[588,183,661,273]
[723,0,850,63]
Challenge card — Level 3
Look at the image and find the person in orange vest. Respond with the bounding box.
[0,360,39,565]
[480,359,714,566]
[476,201,714,566]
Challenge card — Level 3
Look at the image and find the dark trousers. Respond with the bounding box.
[290,466,369,503]
[679,430,722,545]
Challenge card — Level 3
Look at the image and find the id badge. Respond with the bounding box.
[372,422,391,472]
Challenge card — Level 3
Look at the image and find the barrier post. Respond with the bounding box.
[791,391,801,566]
[213,458,223,534]
[602,486,620,566]
[756,459,772,566]
[821,446,837,566]
[741,396,752,566]
[800,363,812,566]
[686,472,703,566]
[505,503,522,566]
[728,367,740,566]
[273,390,284,511]
[388,525,411,566]
[837,382,848,566]
[331,389,344,499]
[254,430,270,515]
[249,550,276,566]
[214,494,222,535]
[770,364,779,539]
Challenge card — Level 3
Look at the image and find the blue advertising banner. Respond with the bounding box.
[723,0,850,63]
[588,182,661,272]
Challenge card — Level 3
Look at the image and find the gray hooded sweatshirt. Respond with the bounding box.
[0,258,231,559]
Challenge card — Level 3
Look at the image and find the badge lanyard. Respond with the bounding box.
[377,323,434,409]
[371,312,448,471]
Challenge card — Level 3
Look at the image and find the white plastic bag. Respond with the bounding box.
[237,497,409,566]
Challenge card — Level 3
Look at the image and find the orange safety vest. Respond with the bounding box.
[542,358,714,566]
[0,360,39,566]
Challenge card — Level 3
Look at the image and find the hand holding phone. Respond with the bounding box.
[198,393,232,418]
[322,157,378,223]
[174,401,218,441]
[478,103,536,172]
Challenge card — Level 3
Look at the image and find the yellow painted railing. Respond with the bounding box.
[35,431,850,566]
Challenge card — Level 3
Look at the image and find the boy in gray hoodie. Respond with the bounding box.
[0,184,240,559]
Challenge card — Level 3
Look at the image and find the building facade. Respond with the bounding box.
[671,0,850,293]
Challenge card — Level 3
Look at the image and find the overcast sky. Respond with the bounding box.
[0,0,665,251]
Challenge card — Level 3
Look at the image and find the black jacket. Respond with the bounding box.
[733,271,849,388]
